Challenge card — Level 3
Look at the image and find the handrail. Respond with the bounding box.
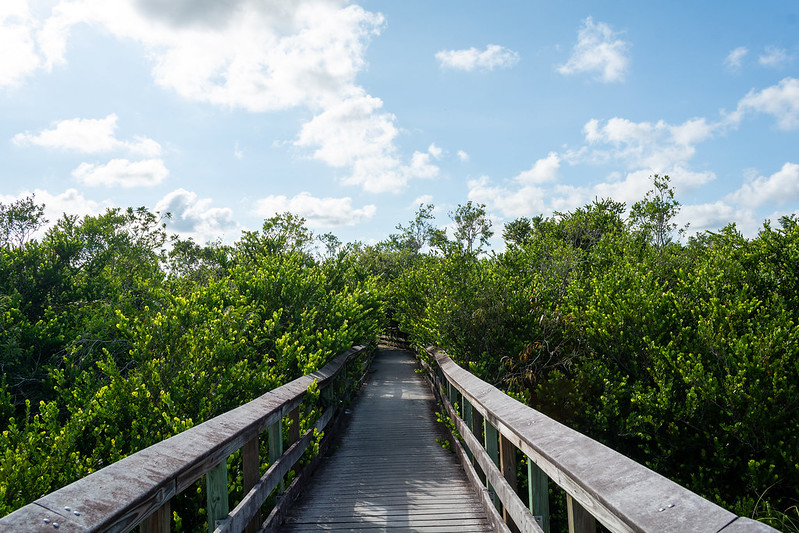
[422,346,779,533]
[0,345,368,533]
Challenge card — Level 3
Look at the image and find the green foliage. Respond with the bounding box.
[0,202,382,520]
[0,194,48,250]
[392,203,437,254]
[388,182,799,526]
[449,201,493,255]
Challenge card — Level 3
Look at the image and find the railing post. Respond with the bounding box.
[528,457,550,533]
[462,399,474,463]
[242,436,260,533]
[140,500,170,533]
[499,433,519,530]
[288,406,301,473]
[567,494,596,533]
[484,420,501,510]
[268,420,284,494]
[206,460,229,533]
[471,408,487,485]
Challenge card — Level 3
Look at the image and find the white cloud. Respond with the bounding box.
[558,17,630,83]
[294,89,439,193]
[253,192,376,227]
[724,46,748,72]
[734,77,799,130]
[39,0,384,112]
[17,0,436,195]
[457,150,470,162]
[581,116,719,171]
[467,176,548,219]
[0,1,43,87]
[726,162,799,208]
[428,143,442,159]
[412,195,434,207]
[72,158,169,187]
[12,114,162,156]
[514,152,560,184]
[155,188,238,241]
[436,44,520,72]
[0,188,110,239]
[677,201,738,235]
[759,46,791,68]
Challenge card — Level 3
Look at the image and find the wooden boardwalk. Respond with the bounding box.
[278,348,492,532]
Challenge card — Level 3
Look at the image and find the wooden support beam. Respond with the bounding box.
[471,407,487,485]
[528,458,550,533]
[140,499,170,533]
[567,494,596,533]
[242,437,260,533]
[205,460,229,533]
[268,420,284,494]
[485,420,501,510]
[500,433,519,530]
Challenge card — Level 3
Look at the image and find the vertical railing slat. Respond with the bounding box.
[206,460,229,533]
[242,436,260,533]
[140,499,171,533]
[484,420,501,510]
[528,457,550,533]
[567,494,596,533]
[268,420,284,494]
[499,433,519,530]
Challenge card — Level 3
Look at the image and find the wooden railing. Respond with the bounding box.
[0,345,370,533]
[420,346,779,533]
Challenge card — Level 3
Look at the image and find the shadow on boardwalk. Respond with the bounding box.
[278,348,491,532]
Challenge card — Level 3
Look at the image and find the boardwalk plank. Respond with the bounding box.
[276,348,491,533]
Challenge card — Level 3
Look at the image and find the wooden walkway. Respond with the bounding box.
[278,348,492,532]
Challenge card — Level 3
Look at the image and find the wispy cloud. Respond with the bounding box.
[72,158,169,187]
[436,44,520,72]
[558,17,630,83]
[759,46,791,68]
[724,46,748,72]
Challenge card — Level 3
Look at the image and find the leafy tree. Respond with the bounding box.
[317,232,342,260]
[393,203,437,253]
[629,174,682,250]
[502,217,536,248]
[237,212,314,260]
[167,238,231,284]
[449,201,493,255]
[0,195,47,249]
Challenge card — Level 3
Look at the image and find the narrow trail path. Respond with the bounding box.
[278,348,491,532]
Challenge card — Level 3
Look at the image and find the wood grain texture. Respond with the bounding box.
[277,349,491,533]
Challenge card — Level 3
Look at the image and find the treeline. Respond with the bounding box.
[380,177,798,529]
[1,176,797,530]
[0,204,381,527]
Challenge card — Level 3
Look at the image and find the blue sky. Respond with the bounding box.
[1,1,798,248]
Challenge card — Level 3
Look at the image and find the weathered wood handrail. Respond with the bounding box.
[0,345,368,533]
[421,346,779,533]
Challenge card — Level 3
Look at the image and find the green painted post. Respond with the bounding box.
[527,457,550,533]
[471,409,487,485]
[484,420,501,510]
[268,420,284,494]
[205,460,229,533]
[462,399,473,462]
